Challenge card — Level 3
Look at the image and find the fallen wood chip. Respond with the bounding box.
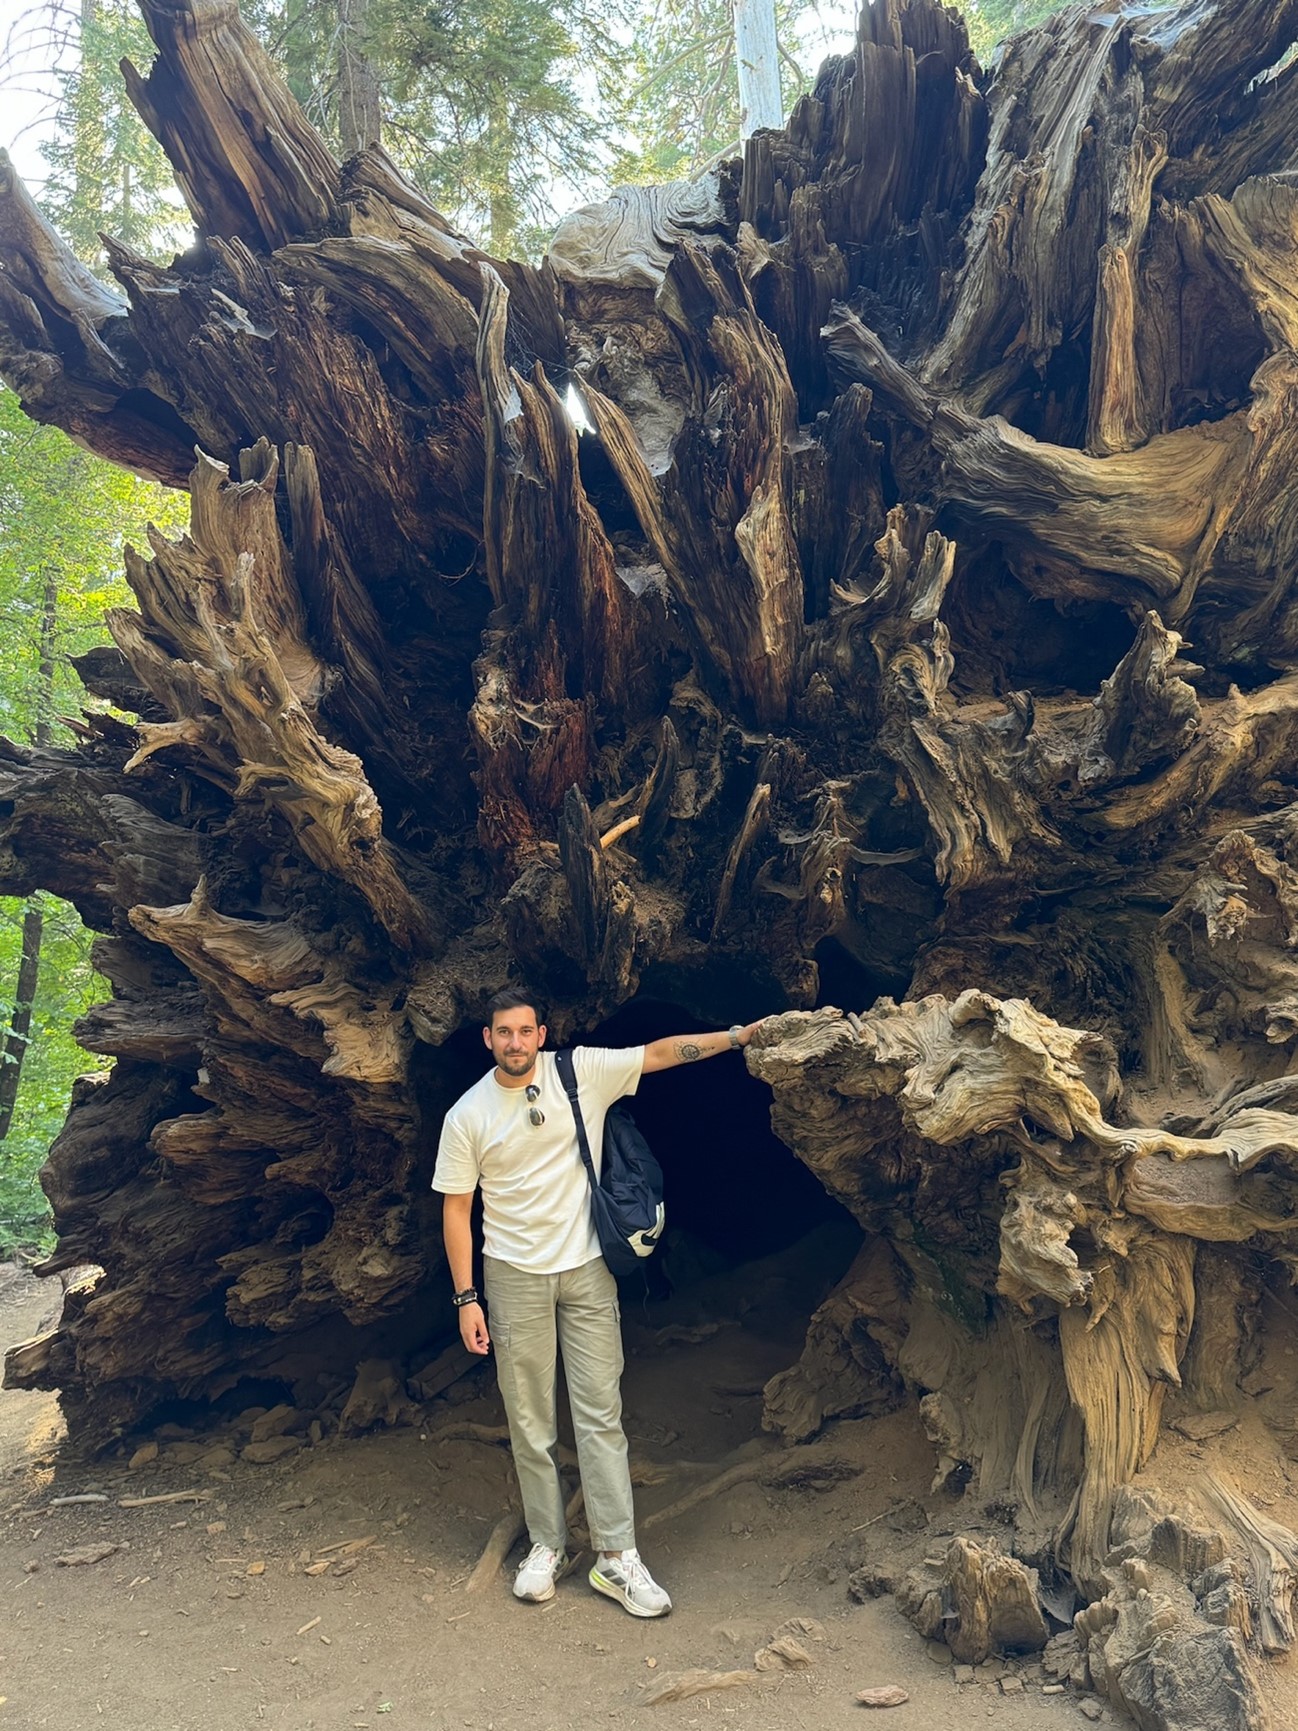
[296,1617,321,1636]
[314,1535,376,1558]
[754,1635,814,1671]
[647,1669,758,1704]
[1170,1411,1239,1442]
[118,1490,211,1508]
[599,813,641,849]
[774,1616,826,1643]
[856,1686,909,1708]
[56,1542,120,1566]
[49,1493,110,1507]
[246,1561,266,1576]
[304,1560,332,1576]
[421,1422,511,1448]
[465,1510,525,1595]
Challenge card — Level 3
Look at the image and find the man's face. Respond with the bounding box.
[485,1005,546,1079]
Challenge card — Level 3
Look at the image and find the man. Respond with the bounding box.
[433,988,764,1617]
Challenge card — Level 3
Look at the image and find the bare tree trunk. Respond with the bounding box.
[734,0,781,137]
[335,0,382,155]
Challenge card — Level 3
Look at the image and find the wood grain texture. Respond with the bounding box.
[1,8,1297,1712]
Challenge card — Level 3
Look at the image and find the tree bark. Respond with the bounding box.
[2,3,1298,1718]
[335,0,382,157]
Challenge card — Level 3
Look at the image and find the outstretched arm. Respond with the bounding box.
[641,1020,765,1075]
[441,1189,490,1355]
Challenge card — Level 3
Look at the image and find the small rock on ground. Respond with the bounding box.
[56,1542,119,1566]
[856,1685,909,1708]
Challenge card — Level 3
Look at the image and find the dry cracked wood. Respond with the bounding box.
[746,997,1298,1592]
[0,14,1297,1688]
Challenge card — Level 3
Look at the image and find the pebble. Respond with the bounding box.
[1079,1700,1104,1722]
[954,1665,977,1685]
[165,1442,208,1465]
[128,1442,158,1471]
[925,1640,950,1665]
[250,1403,298,1444]
[856,1686,909,1708]
[1000,1676,1024,1695]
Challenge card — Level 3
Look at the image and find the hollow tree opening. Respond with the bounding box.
[4,0,1298,1721]
[582,996,857,1266]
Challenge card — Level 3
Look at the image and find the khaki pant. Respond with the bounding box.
[484,1253,636,1553]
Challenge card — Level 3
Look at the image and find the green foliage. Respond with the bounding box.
[955,0,1072,60]
[247,0,628,258]
[0,896,104,1256]
[614,0,818,183]
[0,389,187,1254]
[0,390,185,735]
[34,0,186,268]
[372,0,625,257]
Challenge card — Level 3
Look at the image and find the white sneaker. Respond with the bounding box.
[589,1548,672,1617]
[513,1541,566,1602]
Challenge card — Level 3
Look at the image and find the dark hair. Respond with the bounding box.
[486,987,546,1027]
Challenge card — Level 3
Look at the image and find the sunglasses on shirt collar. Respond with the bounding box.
[525,1084,544,1127]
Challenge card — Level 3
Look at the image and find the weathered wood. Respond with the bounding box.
[1,11,1298,1716]
[898,1537,1048,1665]
[125,0,342,249]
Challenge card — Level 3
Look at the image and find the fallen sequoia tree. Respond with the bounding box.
[3,0,1298,1718]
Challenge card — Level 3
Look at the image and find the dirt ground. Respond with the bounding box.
[0,1258,1292,1731]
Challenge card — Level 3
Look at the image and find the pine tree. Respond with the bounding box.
[251,0,626,257]
[36,0,182,267]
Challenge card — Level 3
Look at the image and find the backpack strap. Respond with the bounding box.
[555,1049,597,1191]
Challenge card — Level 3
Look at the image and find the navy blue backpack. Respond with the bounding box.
[555,1050,666,1277]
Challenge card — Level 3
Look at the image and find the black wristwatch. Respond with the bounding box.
[452,1286,480,1308]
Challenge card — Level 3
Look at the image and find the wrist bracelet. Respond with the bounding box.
[452,1287,479,1308]
[728,1024,744,1050]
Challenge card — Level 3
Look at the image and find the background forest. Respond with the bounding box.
[0,0,1076,1252]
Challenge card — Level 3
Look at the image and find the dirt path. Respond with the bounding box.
[0,1264,1114,1731]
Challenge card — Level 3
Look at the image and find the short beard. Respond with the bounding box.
[495,1051,535,1077]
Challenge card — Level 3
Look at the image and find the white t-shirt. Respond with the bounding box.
[432,1045,644,1274]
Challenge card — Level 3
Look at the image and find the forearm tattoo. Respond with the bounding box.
[675,1040,704,1062]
